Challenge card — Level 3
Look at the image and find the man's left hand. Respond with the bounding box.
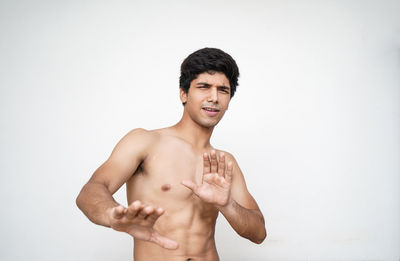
[182,150,233,208]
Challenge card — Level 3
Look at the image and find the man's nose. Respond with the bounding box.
[207,87,218,103]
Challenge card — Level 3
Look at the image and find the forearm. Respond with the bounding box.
[76,182,120,227]
[218,199,266,244]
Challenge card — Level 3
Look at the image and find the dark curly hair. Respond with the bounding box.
[179,48,240,98]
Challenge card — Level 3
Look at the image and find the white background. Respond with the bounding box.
[0,0,399,260]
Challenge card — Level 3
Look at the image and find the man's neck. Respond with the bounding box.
[172,113,214,150]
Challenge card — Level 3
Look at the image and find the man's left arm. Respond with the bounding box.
[217,152,266,244]
[181,150,266,244]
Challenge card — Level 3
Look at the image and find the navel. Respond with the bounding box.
[161,184,171,191]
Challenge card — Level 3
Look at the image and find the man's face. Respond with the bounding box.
[180,71,231,128]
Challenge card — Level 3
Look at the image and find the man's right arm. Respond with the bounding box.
[75,129,178,249]
[76,128,149,226]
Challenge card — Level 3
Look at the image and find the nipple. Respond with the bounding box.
[161,184,171,191]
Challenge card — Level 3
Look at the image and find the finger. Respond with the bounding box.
[181,180,198,192]
[112,205,125,219]
[150,231,179,250]
[203,152,211,174]
[210,150,218,173]
[142,205,155,219]
[217,152,225,177]
[146,207,165,224]
[137,205,151,219]
[226,162,233,184]
[126,200,142,219]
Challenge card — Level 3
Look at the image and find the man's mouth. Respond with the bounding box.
[202,107,220,117]
[202,107,220,112]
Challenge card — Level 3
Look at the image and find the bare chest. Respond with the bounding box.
[126,137,206,208]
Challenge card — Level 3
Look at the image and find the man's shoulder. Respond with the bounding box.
[123,127,175,144]
[121,128,160,145]
[126,128,157,135]
[214,149,237,163]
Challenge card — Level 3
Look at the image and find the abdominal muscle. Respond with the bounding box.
[132,206,219,261]
[127,182,220,261]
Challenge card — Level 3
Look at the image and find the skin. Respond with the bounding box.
[76,72,267,260]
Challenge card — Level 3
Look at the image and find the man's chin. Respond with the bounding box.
[198,119,221,129]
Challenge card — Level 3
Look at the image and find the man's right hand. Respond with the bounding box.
[107,200,179,250]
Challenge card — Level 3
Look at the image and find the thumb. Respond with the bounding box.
[150,231,179,250]
[181,180,198,192]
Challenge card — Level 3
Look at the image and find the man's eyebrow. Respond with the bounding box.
[197,82,230,88]
[196,82,211,86]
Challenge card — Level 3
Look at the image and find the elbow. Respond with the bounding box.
[257,229,267,244]
[76,192,83,210]
[75,187,86,211]
[75,182,93,211]
[251,227,267,244]
[240,226,267,244]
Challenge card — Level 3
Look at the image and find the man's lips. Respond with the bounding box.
[202,107,220,117]
[202,107,220,112]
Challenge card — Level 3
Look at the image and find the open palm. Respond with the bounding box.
[182,150,233,207]
[108,201,178,250]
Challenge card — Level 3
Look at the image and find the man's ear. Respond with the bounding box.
[180,88,188,104]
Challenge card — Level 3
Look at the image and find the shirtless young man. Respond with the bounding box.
[76,47,266,260]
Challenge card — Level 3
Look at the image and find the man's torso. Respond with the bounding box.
[126,128,220,261]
